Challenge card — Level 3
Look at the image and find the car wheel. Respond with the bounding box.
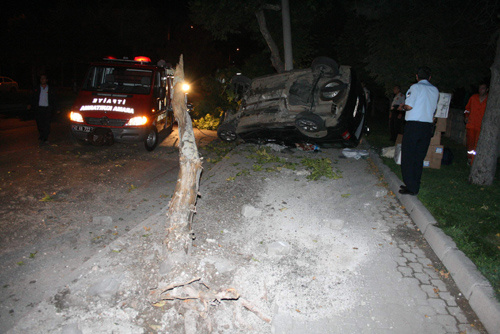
[145,127,158,151]
[295,113,325,133]
[311,57,339,77]
[217,124,237,142]
[10,87,17,93]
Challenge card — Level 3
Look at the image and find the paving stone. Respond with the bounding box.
[447,306,467,324]
[394,256,407,266]
[414,272,431,285]
[397,266,413,277]
[411,248,426,258]
[417,305,437,317]
[399,244,411,253]
[423,267,440,279]
[428,298,448,315]
[421,284,439,298]
[431,279,448,293]
[403,277,428,303]
[438,292,457,307]
[416,257,433,268]
[402,252,417,262]
[409,262,424,273]
[435,314,458,333]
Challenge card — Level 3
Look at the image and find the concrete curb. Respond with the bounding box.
[370,151,500,334]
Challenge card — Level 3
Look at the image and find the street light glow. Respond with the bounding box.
[182,83,190,92]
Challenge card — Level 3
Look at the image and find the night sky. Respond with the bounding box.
[0,0,248,88]
[2,0,499,97]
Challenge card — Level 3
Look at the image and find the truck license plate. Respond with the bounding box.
[72,125,92,133]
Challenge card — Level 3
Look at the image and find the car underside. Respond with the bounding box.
[218,57,367,147]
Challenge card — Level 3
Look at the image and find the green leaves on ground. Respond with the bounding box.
[301,157,342,181]
[39,193,53,202]
[201,141,237,164]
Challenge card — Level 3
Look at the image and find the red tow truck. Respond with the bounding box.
[70,56,175,151]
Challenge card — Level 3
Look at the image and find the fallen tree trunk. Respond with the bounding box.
[163,55,202,269]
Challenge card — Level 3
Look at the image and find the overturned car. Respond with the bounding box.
[217,57,367,147]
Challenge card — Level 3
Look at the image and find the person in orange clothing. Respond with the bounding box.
[464,83,488,164]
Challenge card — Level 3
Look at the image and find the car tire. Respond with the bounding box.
[311,57,339,77]
[217,123,237,142]
[145,126,158,151]
[295,113,325,133]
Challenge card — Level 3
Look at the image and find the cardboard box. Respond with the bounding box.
[394,134,403,165]
[430,131,441,146]
[423,145,443,169]
[435,117,447,133]
[435,92,452,118]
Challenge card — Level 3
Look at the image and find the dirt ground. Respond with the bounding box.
[0,121,218,332]
[3,137,486,333]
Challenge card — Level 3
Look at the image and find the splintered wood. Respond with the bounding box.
[153,278,272,324]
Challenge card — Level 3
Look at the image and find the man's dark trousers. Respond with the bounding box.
[35,106,51,141]
[401,121,433,194]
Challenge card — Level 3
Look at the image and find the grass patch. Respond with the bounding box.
[200,140,238,164]
[368,118,500,298]
[301,157,342,181]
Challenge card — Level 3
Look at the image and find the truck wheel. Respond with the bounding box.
[145,127,158,151]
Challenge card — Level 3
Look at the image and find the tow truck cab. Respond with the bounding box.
[70,57,175,151]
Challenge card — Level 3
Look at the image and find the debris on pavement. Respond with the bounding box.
[341,148,369,159]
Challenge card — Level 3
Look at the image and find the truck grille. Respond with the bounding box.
[85,117,128,127]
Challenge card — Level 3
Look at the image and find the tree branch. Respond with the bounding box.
[255,9,285,73]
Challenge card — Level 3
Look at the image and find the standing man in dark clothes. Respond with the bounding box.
[399,67,439,195]
[28,74,56,145]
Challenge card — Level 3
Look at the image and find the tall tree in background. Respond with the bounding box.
[359,0,495,92]
[189,0,338,73]
[190,0,285,72]
[469,33,500,185]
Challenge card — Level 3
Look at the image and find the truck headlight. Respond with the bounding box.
[126,116,148,126]
[70,111,84,123]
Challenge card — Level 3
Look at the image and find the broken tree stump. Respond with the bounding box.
[163,55,202,271]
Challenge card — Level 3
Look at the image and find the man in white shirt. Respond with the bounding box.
[399,67,439,195]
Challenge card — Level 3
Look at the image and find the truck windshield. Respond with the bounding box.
[83,66,153,95]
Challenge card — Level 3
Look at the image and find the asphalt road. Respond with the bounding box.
[0,107,217,332]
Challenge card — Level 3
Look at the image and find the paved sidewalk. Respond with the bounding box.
[7,144,489,333]
[371,149,500,334]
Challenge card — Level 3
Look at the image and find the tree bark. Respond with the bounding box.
[163,55,203,266]
[469,35,500,185]
[255,9,285,73]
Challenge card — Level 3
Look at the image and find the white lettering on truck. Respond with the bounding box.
[80,105,134,114]
[92,98,127,105]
